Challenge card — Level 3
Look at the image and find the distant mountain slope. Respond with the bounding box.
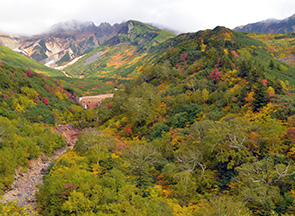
[0,45,64,77]
[0,20,177,72]
[0,20,122,68]
[247,32,295,67]
[235,13,295,33]
[63,20,175,95]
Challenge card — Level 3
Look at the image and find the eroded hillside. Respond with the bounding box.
[0,20,122,68]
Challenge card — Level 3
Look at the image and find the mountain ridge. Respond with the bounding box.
[235,13,295,33]
[0,20,176,69]
[64,20,176,79]
[48,20,97,33]
[0,20,123,68]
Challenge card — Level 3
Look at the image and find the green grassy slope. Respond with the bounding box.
[0,45,65,77]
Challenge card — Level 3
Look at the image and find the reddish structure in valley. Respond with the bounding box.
[78,94,114,109]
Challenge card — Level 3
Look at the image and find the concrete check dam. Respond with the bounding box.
[78,94,114,109]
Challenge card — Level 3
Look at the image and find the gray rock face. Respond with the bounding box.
[0,20,123,68]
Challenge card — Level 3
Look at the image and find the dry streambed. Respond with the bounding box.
[1,125,80,214]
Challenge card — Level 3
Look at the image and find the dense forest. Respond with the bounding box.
[3,25,295,215]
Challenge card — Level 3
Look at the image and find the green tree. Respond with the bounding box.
[238,48,251,61]
[202,117,252,169]
[235,157,295,214]
[201,88,210,104]
[62,190,92,214]
[196,195,252,216]
[125,143,161,186]
[269,59,275,69]
[253,80,269,112]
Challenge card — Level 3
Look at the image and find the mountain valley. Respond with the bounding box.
[2,17,295,215]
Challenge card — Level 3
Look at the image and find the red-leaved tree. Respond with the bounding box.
[181,53,188,62]
[25,69,33,78]
[106,103,113,109]
[210,69,222,81]
[43,97,49,105]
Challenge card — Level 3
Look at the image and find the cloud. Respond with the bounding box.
[0,0,294,35]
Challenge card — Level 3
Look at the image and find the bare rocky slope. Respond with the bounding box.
[0,20,122,68]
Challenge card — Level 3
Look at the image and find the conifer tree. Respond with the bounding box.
[269,59,275,69]
[253,80,269,112]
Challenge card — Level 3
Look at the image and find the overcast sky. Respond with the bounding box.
[1,0,295,35]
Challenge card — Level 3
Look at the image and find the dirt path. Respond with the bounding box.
[1,124,81,215]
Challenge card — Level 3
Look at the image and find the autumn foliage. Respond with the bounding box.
[210,68,222,81]
[4,25,295,216]
[43,97,49,105]
[25,69,33,77]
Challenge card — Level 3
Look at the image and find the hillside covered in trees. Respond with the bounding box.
[3,23,295,215]
[34,27,295,215]
[0,58,103,200]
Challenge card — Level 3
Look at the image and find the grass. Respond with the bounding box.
[0,45,64,77]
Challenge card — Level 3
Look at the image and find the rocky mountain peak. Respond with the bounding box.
[98,22,112,29]
[0,20,124,68]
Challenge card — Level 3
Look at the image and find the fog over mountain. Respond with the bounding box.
[235,13,295,33]
[0,20,123,68]
[1,0,295,35]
